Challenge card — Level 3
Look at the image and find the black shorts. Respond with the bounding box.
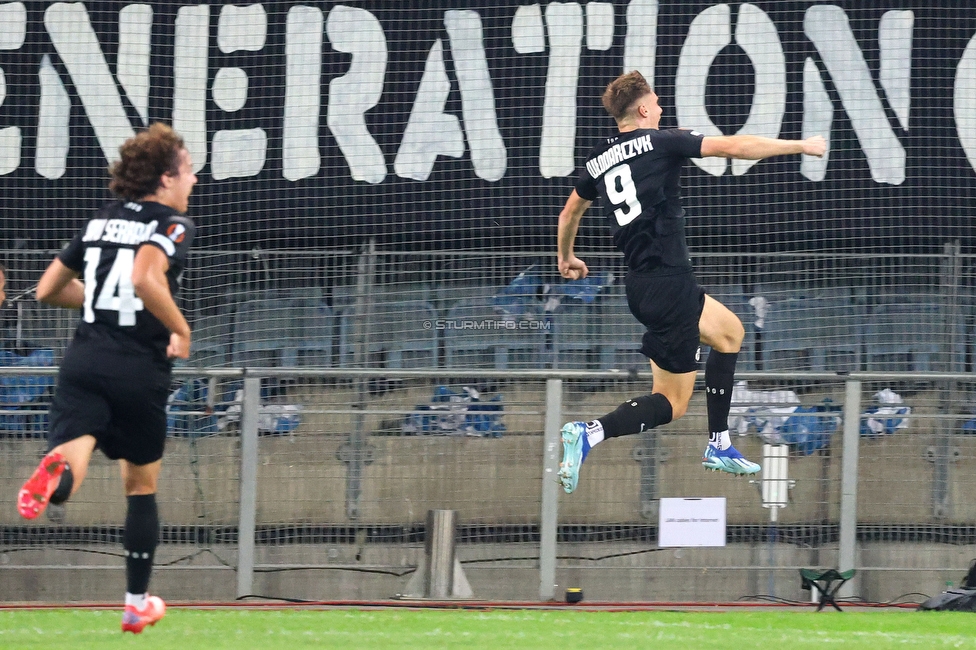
[624,268,706,374]
[48,342,171,465]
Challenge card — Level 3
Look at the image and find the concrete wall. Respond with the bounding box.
[2,380,973,603]
[2,542,973,604]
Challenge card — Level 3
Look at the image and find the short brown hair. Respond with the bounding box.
[108,123,186,201]
[602,71,652,121]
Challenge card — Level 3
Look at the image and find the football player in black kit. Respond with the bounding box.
[556,71,826,494]
[17,123,197,632]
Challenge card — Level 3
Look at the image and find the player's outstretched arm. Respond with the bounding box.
[700,134,826,160]
[557,190,592,280]
[36,258,84,309]
[132,245,191,359]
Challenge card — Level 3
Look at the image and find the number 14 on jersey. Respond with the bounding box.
[83,247,144,326]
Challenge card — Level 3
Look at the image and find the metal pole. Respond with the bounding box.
[636,428,661,520]
[768,505,777,599]
[425,509,457,599]
[934,241,961,518]
[236,375,260,599]
[838,378,861,598]
[14,301,23,348]
[539,378,562,601]
[347,239,376,520]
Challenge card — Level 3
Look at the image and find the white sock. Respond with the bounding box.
[709,430,732,451]
[585,421,605,448]
[125,592,147,609]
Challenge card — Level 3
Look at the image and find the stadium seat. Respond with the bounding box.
[382,300,438,368]
[443,297,546,369]
[339,299,438,368]
[14,303,69,355]
[291,298,335,367]
[0,348,55,438]
[551,301,596,369]
[863,295,964,372]
[190,303,236,367]
[443,297,498,369]
[596,292,647,371]
[759,296,863,372]
[966,291,976,373]
[333,283,434,311]
[232,297,302,367]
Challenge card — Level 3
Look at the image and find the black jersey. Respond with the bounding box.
[575,127,704,273]
[58,200,195,364]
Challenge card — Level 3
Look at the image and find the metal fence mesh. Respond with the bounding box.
[2,0,976,603]
[3,365,975,602]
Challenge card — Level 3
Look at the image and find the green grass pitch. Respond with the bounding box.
[0,608,973,649]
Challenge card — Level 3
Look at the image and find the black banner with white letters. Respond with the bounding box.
[0,1,973,255]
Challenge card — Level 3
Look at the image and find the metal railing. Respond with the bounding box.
[2,366,974,602]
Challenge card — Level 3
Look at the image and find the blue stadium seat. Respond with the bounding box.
[339,299,437,368]
[291,298,335,367]
[16,303,68,355]
[864,295,964,372]
[443,298,498,369]
[760,296,863,372]
[333,283,433,312]
[232,297,302,367]
[597,293,646,370]
[551,301,596,370]
[965,289,976,372]
[443,297,546,369]
[0,348,55,438]
[336,307,357,366]
[190,303,236,367]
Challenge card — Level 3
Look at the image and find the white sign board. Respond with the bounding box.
[658,497,726,548]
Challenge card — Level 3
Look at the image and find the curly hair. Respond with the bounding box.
[602,71,652,121]
[108,123,186,201]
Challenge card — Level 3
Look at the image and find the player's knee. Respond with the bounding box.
[729,318,745,347]
[711,320,744,353]
[124,476,158,496]
[124,483,158,497]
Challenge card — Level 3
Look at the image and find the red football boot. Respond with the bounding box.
[121,595,166,634]
[17,451,67,519]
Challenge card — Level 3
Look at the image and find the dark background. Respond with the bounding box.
[0,1,972,256]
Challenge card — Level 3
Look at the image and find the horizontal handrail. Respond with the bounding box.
[0,366,973,382]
